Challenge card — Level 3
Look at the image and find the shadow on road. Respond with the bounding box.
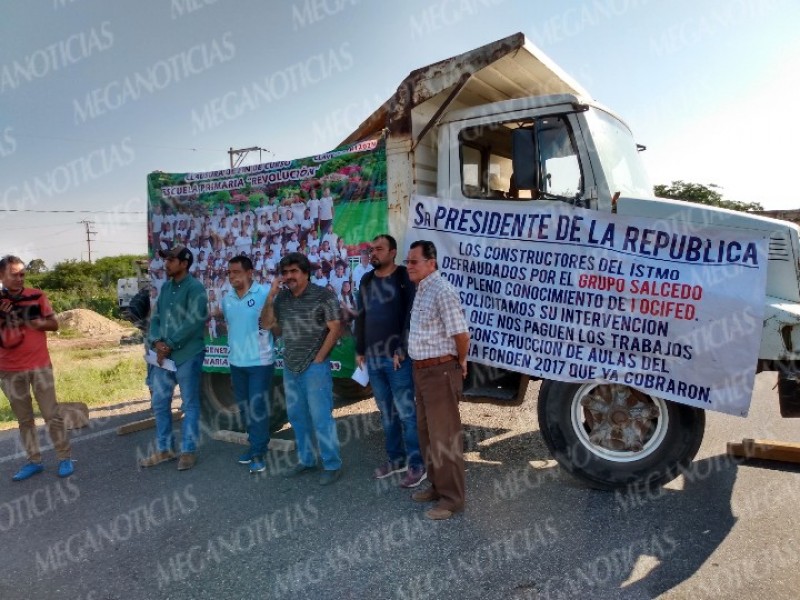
[461,424,740,599]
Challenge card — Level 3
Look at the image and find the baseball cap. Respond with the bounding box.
[159,245,194,267]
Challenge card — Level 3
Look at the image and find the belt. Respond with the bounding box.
[413,355,457,370]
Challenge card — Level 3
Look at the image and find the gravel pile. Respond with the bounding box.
[56,308,129,336]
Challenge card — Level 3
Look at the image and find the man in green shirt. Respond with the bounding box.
[141,245,208,471]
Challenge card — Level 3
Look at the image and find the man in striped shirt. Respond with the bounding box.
[260,252,343,485]
[405,240,470,520]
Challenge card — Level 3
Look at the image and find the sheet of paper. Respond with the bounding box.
[351,364,369,387]
[145,349,177,372]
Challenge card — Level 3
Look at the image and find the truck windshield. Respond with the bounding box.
[585,108,653,199]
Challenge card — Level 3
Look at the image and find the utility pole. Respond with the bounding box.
[228,146,270,169]
[78,219,96,263]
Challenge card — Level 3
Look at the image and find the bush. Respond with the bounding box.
[23,254,145,319]
[45,290,120,320]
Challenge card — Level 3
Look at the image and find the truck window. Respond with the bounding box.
[538,117,581,199]
[585,108,653,198]
[459,116,580,201]
[462,144,482,197]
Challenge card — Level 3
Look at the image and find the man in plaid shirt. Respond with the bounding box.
[405,240,470,520]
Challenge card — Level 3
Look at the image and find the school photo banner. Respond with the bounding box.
[408,194,769,416]
[147,138,387,376]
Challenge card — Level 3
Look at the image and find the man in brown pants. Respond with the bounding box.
[405,241,470,520]
[0,255,73,481]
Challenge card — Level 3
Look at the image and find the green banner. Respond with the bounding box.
[146,137,387,377]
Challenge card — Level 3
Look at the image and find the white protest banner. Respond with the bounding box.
[407,195,769,416]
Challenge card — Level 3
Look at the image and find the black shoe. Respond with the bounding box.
[285,462,315,477]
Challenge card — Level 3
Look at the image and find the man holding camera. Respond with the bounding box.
[0,255,74,481]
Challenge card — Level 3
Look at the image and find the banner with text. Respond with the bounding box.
[408,195,769,416]
[147,137,387,376]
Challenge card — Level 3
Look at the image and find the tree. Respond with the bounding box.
[93,255,146,287]
[654,180,763,212]
[26,258,47,274]
[32,254,147,319]
[39,260,98,291]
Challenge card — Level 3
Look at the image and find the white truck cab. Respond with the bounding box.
[332,32,800,489]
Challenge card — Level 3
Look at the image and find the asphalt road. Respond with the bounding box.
[1,372,799,600]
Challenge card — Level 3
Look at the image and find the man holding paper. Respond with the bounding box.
[355,234,424,488]
[141,245,208,471]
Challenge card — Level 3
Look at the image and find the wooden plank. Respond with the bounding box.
[116,410,183,435]
[211,429,295,452]
[726,438,800,464]
[211,430,248,445]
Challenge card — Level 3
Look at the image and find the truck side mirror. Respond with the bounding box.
[512,128,539,191]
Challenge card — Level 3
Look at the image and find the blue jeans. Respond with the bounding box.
[145,363,154,393]
[230,364,274,456]
[367,356,422,469]
[150,351,204,454]
[283,360,341,471]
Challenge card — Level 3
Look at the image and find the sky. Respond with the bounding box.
[1,0,799,266]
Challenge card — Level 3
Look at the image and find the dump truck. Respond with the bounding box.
[146,32,800,491]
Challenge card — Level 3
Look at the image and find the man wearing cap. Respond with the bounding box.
[141,245,208,471]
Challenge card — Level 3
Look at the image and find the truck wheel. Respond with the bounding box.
[777,371,800,417]
[201,372,288,434]
[537,380,705,491]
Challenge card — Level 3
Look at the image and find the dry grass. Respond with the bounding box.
[0,336,148,429]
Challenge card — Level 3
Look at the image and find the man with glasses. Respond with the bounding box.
[355,235,425,488]
[405,241,470,520]
[260,252,343,485]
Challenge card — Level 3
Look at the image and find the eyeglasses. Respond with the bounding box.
[403,259,431,265]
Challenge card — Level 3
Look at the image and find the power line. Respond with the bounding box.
[4,223,80,231]
[1,209,145,214]
[93,240,148,245]
[12,132,228,153]
[35,241,83,251]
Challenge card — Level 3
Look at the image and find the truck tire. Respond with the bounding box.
[201,372,288,434]
[777,371,800,417]
[537,380,705,491]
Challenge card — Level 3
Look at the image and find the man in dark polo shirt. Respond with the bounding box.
[260,252,343,485]
[355,234,424,488]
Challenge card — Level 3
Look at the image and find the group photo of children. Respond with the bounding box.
[147,141,387,358]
